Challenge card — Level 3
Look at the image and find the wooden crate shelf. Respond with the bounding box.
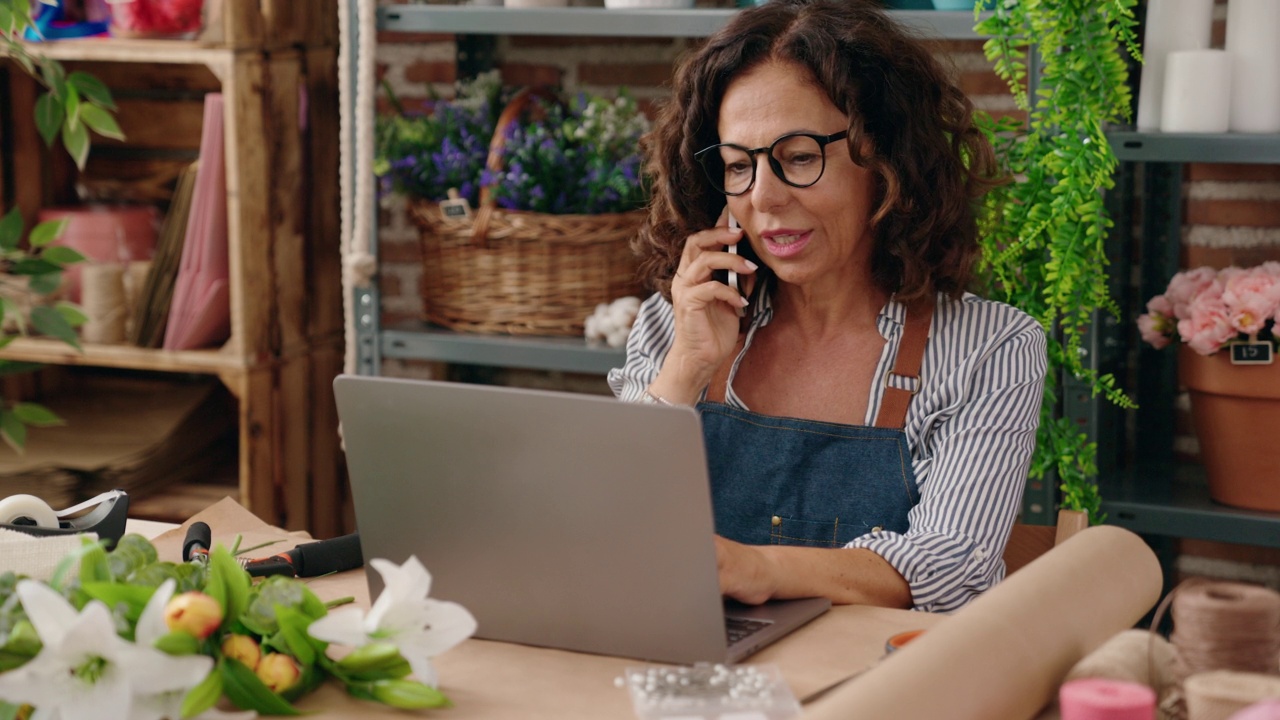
[1,39,346,536]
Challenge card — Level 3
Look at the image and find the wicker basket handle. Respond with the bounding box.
[470,86,564,247]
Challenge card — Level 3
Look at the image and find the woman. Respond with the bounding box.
[607,0,1048,613]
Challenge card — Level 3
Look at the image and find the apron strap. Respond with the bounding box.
[704,333,748,404]
[873,296,935,430]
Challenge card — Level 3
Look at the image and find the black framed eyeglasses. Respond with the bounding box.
[693,130,849,196]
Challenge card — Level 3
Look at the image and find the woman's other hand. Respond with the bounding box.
[714,535,777,605]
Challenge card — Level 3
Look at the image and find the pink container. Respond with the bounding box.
[107,0,204,39]
[1060,678,1156,720]
[37,205,158,303]
[1232,700,1280,720]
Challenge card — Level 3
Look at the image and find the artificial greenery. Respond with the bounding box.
[0,0,122,449]
[972,0,1142,523]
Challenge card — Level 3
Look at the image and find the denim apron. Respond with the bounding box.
[697,299,933,547]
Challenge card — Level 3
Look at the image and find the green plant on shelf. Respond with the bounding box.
[1,0,123,450]
[973,0,1142,523]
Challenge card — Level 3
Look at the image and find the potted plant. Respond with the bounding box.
[972,0,1141,523]
[1137,264,1280,512]
[376,72,651,336]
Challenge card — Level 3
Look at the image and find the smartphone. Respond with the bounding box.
[713,213,746,317]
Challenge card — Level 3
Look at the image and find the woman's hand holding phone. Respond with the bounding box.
[652,211,758,402]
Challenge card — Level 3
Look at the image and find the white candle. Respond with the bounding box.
[1136,0,1215,131]
[1226,0,1280,133]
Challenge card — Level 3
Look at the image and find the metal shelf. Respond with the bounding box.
[377,6,990,40]
[1107,130,1280,164]
[1099,464,1280,548]
[382,322,626,375]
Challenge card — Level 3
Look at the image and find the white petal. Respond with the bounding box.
[16,580,79,646]
[135,579,176,647]
[410,600,477,655]
[307,607,372,647]
[121,646,212,695]
[0,652,74,707]
[58,602,128,664]
[405,655,439,689]
[63,665,131,720]
[372,556,432,602]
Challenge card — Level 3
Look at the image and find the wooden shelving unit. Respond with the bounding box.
[0,0,346,535]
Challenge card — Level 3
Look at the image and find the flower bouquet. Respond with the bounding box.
[375,73,651,336]
[1137,263,1280,512]
[0,535,475,719]
[1137,263,1280,356]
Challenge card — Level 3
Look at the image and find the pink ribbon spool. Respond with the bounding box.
[1231,700,1280,720]
[1060,678,1156,720]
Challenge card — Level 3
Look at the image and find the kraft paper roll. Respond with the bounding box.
[805,526,1162,720]
[1225,0,1280,133]
[1161,50,1233,133]
[80,263,127,344]
[1136,0,1214,131]
[1060,678,1156,720]
[1184,671,1280,720]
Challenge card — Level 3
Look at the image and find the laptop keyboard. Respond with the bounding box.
[725,616,773,645]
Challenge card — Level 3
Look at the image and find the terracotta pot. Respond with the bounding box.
[1178,344,1280,512]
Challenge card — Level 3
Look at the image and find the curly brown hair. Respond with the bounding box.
[637,0,1002,303]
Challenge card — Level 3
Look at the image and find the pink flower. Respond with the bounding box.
[1147,294,1174,317]
[1164,267,1218,320]
[1222,266,1280,334]
[1178,288,1235,356]
[1138,313,1172,349]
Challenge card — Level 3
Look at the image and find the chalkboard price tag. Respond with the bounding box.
[1230,342,1274,366]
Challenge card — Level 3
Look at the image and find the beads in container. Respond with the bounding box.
[619,663,801,720]
[107,0,204,39]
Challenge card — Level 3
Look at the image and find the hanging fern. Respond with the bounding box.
[972,0,1142,523]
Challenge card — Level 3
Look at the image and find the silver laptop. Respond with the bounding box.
[334,374,830,665]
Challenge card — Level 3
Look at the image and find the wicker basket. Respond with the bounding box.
[410,88,646,336]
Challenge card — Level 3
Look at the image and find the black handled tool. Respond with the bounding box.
[183,521,212,564]
[239,533,363,578]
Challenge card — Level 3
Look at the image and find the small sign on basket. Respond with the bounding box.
[1230,341,1274,366]
[440,188,472,220]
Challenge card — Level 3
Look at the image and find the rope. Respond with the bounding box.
[338,0,379,375]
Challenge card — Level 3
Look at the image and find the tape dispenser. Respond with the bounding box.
[0,490,130,547]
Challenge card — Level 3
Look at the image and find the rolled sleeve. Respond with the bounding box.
[849,315,1047,613]
[607,293,673,403]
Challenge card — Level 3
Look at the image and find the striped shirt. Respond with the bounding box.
[607,290,1048,613]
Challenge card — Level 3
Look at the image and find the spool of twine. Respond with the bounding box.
[80,263,127,344]
[1184,671,1280,720]
[123,260,152,339]
[1066,629,1180,720]
[1171,581,1280,681]
[1060,678,1157,720]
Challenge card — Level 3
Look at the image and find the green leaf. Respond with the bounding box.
[209,546,251,630]
[61,116,90,170]
[273,604,317,667]
[49,538,110,590]
[68,71,117,111]
[34,92,63,148]
[10,258,61,276]
[39,245,84,265]
[40,59,66,101]
[55,301,87,328]
[30,305,81,350]
[12,403,62,427]
[0,208,22,252]
[154,630,201,656]
[0,6,13,33]
[0,702,21,720]
[64,85,81,132]
[80,543,112,585]
[0,410,27,453]
[0,361,44,377]
[80,581,155,622]
[80,103,124,141]
[28,218,68,248]
[181,667,222,719]
[28,272,62,295]
[220,658,301,715]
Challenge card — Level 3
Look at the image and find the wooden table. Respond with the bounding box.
[139,502,948,719]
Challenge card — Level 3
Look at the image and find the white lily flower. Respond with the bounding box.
[308,556,476,688]
[0,580,213,720]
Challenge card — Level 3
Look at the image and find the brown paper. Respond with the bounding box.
[157,499,950,719]
[805,525,1163,720]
